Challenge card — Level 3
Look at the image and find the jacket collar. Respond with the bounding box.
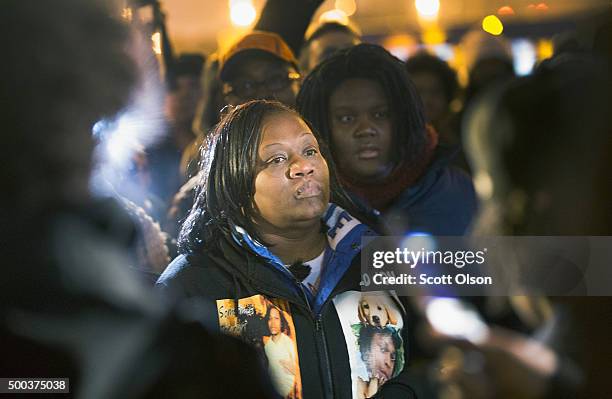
[229,204,375,313]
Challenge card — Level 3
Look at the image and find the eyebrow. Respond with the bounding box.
[331,102,389,110]
[261,132,315,150]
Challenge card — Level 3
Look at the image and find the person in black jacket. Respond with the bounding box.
[157,100,417,399]
[0,1,278,397]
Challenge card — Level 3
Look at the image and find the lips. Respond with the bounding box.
[295,180,322,199]
[357,145,380,160]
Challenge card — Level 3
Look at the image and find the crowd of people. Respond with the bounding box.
[2,0,610,398]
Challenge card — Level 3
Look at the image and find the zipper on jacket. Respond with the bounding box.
[294,279,334,399]
[314,312,334,399]
[254,277,336,398]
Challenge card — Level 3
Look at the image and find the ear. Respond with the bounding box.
[386,306,398,326]
[358,302,367,324]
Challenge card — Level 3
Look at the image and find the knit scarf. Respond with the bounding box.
[339,125,439,212]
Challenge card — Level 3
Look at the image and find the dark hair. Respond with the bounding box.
[174,53,205,78]
[297,43,428,167]
[264,304,290,336]
[405,51,459,104]
[178,100,360,254]
[304,22,360,47]
[358,325,401,374]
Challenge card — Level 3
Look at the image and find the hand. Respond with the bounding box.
[365,377,380,398]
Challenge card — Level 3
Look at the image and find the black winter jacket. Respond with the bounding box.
[157,205,417,399]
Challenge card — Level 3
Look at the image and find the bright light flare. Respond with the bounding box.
[528,3,549,12]
[319,9,349,25]
[473,171,493,200]
[335,0,357,16]
[537,39,554,61]
[512,39,536,76]
[422,25,446,45]
[415,0,440,19]
[497,6,515,16]
[426,298,490,344]
[400,233,437,257]
[121,7,133,21]
[431,43,454,62]
[90,69,166,199]
[151,32,162,55]
[230,0,256,27]
[482,15,504,36]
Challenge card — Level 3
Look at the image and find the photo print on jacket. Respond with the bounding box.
[217,294,302,399]
[333,291,405,399]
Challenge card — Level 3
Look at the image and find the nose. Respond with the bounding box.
[354,116,378,138]
[289,156,314,179]
[372,315,380,325]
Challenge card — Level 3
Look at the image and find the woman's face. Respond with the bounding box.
[253,112,330,232]
[268,307,282,336]
[329,78,394,182]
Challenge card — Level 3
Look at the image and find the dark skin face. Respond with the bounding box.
[253,112,330,249]
[367,333,396,384]
[223,54,300,107]
[329,78,394,182]
[411,71,448,125]
[267,307,282,337]
[306,30,360,73]
[165,75,203,125]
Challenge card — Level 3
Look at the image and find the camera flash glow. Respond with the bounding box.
[415,0,440,19]
[230,0,256,27]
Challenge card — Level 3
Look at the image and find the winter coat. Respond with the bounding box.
[157,204,417,399]
[384,145,477,236]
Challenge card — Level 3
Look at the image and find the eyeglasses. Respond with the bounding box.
[223,72,301,99]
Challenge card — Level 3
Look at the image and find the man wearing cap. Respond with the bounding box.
[219,31,301,107]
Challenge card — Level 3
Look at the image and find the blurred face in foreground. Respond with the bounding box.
[253,111,330,233]
[329,78,394,182]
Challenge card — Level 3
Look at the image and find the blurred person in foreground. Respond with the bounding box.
[297,44,477,235]
[431,50,611,399]
[157,100,417,399]
[0,1,277,397]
